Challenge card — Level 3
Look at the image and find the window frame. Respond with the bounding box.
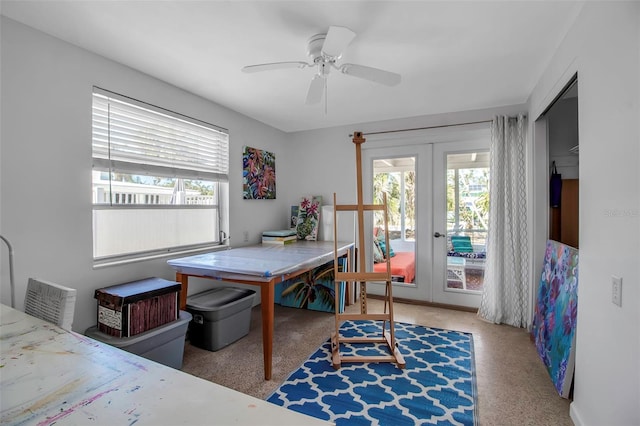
[91,87,229,266]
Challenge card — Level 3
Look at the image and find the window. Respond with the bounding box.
[373,157,416,241]
[92,87,229,263]
[446,152,489,242]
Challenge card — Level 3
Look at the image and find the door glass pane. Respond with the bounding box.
[373,157,416,284]
[446,152,489,293]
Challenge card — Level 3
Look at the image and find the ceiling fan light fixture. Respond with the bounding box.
[317,61,331,76]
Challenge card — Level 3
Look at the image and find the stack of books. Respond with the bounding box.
[262,229,297,245]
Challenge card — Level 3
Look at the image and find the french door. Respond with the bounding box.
[362,136,489,309]
[432,141,489,308]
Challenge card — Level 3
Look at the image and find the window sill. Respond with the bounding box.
[93,244,230,269]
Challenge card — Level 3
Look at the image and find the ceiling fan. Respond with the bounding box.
[242,26,401,105]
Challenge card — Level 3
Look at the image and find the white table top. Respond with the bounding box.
[0,304,330,425]
[167,240,354,279]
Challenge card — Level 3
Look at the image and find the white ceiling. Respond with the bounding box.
[1,1,582,133]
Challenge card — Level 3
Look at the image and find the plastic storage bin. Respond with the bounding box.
[186,287,255,351]
[85,310,192,369]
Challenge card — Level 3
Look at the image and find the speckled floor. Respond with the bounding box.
[181,299,573,425]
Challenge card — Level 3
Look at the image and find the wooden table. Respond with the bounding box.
[167,241,354,380]
[0,304,330,425]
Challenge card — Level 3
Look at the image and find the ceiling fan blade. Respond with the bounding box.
[321,26,356,58]
[340,63,401,86]
[305,75,324,105]
[242,61,310,73]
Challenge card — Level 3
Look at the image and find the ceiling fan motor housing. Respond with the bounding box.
[307,33,333,76]
[307,33,327,62]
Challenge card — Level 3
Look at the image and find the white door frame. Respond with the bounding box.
[361,125,490,306]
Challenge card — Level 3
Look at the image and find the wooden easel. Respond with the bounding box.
[331,131,405,369]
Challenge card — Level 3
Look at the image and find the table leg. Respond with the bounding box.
[176,273,189,310]
[260,281,275,380]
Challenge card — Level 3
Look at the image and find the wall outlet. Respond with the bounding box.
[243,231,249,243]
[612,276,622,307]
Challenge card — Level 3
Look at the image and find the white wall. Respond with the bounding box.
[0,17,293,333]
[287,106,525,210]
[528,3,639,425]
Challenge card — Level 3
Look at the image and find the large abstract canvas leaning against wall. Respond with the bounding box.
[243,146,276,199]
[531,239,579,398]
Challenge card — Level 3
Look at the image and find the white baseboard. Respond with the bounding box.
[570,401,584,426]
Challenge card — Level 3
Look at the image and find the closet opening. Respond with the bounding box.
[544,75,579,248]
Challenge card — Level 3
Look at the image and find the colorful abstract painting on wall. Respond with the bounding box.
[531,239,579,398]
[242,146,276,199]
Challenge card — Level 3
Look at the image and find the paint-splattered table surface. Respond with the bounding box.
[0,304,331,425]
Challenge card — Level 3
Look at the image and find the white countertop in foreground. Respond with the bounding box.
[0,304,331,425]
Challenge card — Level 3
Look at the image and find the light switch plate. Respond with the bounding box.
[612,276,622,307]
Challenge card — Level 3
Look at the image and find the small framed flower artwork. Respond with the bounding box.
[296,195,322,240]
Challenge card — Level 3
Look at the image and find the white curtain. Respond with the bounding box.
[477,115,529,327]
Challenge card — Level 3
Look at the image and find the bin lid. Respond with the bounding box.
[95,278,181,305]
[186,287,254,311]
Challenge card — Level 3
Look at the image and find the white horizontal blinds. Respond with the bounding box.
[92,88,229,181]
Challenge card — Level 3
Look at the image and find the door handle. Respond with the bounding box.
[434,232,446,238]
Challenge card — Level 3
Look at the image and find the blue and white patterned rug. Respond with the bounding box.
[267,320,477,426]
